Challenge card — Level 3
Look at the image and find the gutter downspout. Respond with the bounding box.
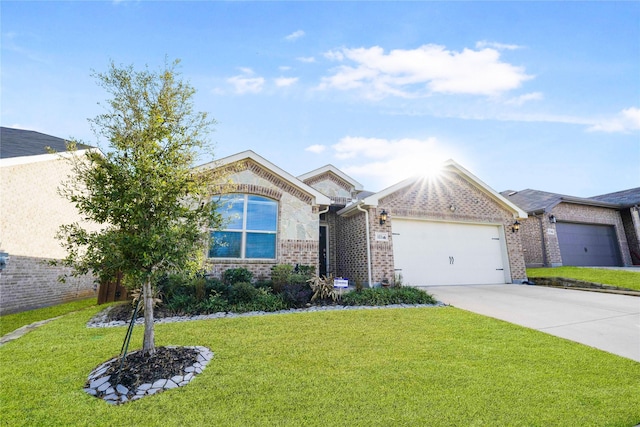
[356,202,373,288]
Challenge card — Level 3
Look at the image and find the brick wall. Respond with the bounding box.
[621,208,640,264]
[519,203,632,267]
[205,159,322,280]
[374,170,527,283]
[335,211,369,285]
[0,255,96,315]
[1,152,101,314]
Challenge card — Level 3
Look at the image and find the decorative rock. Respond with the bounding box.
[90,375,110,389]
[152,379,167,389]
[84,346,214,405]
[164,380,178,389]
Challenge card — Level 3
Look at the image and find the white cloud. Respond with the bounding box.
[330,136,459,189]
[505,92,543,106]
[305,144,327,154]
[587,107,640,133]
[279,66,292,71]
[227,68,265,94]
[274,77,299,87]
[318,44,533,99]
[285,30,305,41]
[476,40,522,50]
[297,56,316,63]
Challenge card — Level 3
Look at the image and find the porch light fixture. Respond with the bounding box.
[549,214,557,223]
[379,209,388,225]
[511,220,521,233]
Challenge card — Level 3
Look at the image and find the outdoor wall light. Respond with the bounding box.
[379,209,388,225]
[449,204,456,212]
[511,220,521,233]
[549,214,557,223]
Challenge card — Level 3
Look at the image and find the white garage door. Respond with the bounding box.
[392,219,508,286]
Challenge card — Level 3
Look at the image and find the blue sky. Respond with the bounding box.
[2,1,639,197]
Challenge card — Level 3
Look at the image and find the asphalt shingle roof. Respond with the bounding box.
[590,188,640,207]
[500,188,621,213]
[0,127,91,159]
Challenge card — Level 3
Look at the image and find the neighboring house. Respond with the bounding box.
[590,188,640,265]
[501,189,633,268]
[0,127,98,314]
[198,151,529,287]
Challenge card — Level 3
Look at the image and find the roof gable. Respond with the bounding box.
[340,159,527,218]
[298,165,363,192]
[196,150,331,206]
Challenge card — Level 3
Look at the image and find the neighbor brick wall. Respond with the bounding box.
[519,214,562,268]
[552,203,630,266]
[1,153,100,314]
[0,255,96,315]
[621,208,640,264]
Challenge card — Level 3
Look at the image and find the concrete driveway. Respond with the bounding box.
[421,284,640,362]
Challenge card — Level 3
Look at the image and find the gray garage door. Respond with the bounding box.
[556,222,622,266]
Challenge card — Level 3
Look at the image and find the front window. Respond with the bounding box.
[210,194,277,259]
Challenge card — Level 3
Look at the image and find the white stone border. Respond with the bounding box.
[84,346,213,405]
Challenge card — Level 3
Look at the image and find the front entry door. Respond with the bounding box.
[319,225,328,277]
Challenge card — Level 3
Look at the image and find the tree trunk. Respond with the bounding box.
[142,276,155,356]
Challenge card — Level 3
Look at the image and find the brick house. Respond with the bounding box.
[199,151,529,286]
[0,127,99,314]
[501,189,634,268]
[591,188,640,265]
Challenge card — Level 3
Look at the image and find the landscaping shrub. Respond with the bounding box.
[229,282,259,304]
[223,268,253,285]
[342,286,436,306]
[229,289,287,313]
[280,283,313,308]
[308,275,339,302]
[165,293,199,314]
[271,264,294,293]
[203,291,229,313]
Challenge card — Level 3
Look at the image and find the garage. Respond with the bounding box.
[392,219,509,286]
[556,222,622,267]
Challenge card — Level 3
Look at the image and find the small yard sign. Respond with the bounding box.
[333,278,349,288]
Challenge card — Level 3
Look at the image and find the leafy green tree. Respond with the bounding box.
[57,59,220,355]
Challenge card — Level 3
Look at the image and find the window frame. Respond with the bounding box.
[209,194,278,260]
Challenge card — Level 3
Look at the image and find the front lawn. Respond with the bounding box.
[1,305,638,426]
[527,267,640,291]
[0,297,97,337]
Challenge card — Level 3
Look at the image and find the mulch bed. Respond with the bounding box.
[91,346,199,392]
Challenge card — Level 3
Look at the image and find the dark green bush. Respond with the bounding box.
[223,268,254,285]
[230,289,287,313]
[165,293,199,314]
[280,283,313,308]
[229,281,258,304]
[202,292,229,313]
[271,265,294,293]
[342,287,436,306]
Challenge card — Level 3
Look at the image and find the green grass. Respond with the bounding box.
[1,306,638,426]
[527,267,640,291]
[0,298,97,337]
